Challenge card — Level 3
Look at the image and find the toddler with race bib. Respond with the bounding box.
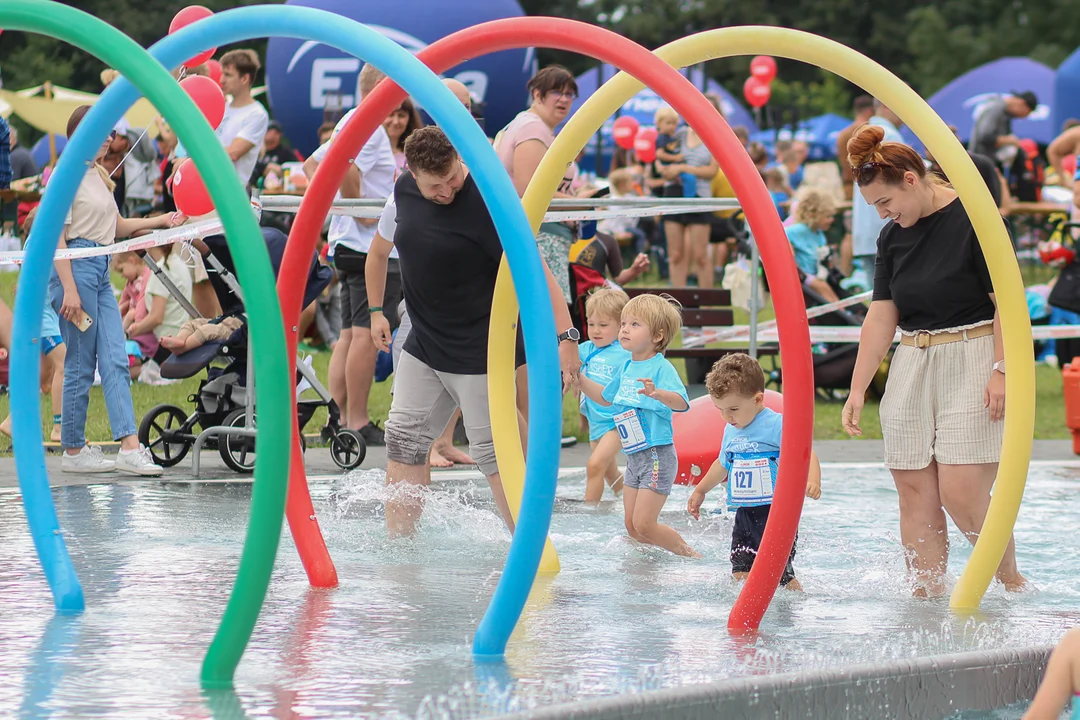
[578,288,632,503]
[687,353,822,590]
[575,293,698,557]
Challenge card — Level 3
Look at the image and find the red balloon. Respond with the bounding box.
[172,159,215,216]
[205,59,223,87]
[673,390,785,485]
[634,127,658,163]
[750,55,777,84]
[611,115,640,150]
[743,76,771,108]
[169,6,216,68]
[180,75,225,130]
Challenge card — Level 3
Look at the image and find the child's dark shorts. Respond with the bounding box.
[731,504,797,586]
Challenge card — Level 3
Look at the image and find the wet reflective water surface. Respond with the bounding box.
[1,464,1078,719]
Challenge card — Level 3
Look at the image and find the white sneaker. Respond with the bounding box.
[61,445,115,474]
[115,445,163,477]
[138,360,176,386]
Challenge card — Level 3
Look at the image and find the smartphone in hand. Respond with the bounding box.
[72,309,93,333]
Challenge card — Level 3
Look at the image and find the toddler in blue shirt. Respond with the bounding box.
[578,288,632,503]
[687,354,822,589]
[576,293,698,557]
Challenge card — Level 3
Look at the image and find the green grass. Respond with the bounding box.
[0,261,1069,445]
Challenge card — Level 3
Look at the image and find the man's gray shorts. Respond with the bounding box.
[384,350,496,475]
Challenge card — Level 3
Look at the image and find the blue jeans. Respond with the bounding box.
[49,238,137,448]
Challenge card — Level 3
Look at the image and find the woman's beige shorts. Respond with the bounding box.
[879,332,1003,470]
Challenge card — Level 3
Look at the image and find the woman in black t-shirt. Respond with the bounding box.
[840,125,1026,597]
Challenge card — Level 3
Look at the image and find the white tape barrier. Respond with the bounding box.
[689,323,1080,345]
[259,195,742,223]
[0,200,263,266]
[683,291,873,347]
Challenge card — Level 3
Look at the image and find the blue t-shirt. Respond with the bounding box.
[601,354,689,451]
[771,190,790,220]
[719,407,782,508]
[786,222,826,277]
[41,304,61,339]
[579,340,632,439]
[787,164,804,191]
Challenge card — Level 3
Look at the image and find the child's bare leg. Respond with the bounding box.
[585,431,620,503]
[605,457,623,494]
[430,408,473,467]
[631,489,700,557]
[161,324,198,352]
[48,348,65,442]
[622,487,647,543]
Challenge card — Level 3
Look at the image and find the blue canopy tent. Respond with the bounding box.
[30,133,66,169]
[1055,48,1080,134]
[900,57,1055,150]
[748,113,851,162]
[567,64,758,175]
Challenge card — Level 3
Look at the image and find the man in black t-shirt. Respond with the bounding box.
[365,126,581,537]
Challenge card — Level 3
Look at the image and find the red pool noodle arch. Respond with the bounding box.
[279,17,814,631]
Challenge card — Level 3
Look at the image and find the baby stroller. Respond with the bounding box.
[136,227,366,474]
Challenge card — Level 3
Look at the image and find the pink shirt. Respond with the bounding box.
[495,111,576,194]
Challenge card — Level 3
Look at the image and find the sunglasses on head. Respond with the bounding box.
[852,161,886,181]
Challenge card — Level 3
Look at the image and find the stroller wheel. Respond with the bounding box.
[138,404,192,468]
[219,408,257,474]
[330,428,366,471]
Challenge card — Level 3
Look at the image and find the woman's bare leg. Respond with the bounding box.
[891,462,950,597]
[665,221,689,287]
[938,461,1026,590]
[690,223,713,288]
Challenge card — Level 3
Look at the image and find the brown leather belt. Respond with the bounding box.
[899,324,994,349]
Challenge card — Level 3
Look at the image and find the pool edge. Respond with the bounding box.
[495,644,1052,720]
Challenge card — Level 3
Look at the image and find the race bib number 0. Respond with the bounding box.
[730,456,774,501]
[613,409,647,453]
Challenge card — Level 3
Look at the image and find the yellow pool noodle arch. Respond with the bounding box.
[490,26,1034,604]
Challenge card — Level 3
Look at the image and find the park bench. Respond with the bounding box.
[624,287,778,384]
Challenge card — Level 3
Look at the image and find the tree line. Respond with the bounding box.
[3,0,1079,142]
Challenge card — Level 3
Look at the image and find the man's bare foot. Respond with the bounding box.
[428,446,454,468]
[1001,572,1029,592]
[432,442,473,466]
[784,578,804,592]
[912,575,948,598]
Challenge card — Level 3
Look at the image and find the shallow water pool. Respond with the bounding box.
[1,462,1079,719]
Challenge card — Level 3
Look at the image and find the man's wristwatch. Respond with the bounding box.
[557,327,581,344]
[993,359,1006,375]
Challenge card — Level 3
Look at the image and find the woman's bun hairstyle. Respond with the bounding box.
[846,123,927,187]
[846,124,886,169]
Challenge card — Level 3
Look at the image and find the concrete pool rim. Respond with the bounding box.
[495,644,1052,720]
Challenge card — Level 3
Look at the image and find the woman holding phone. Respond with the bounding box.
[51,106,184,475]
